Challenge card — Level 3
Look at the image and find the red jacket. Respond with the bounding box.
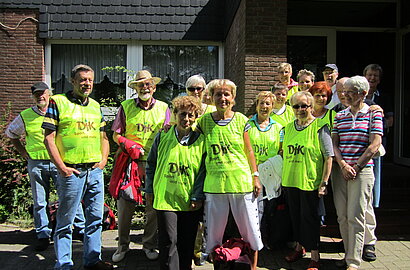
[109,136,144,204]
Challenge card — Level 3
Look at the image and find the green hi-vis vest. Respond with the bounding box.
[248,120,283,165]
[122,99,168,161]
[286,85,299,101]
[153,127,204,211]
[198,112,253,193]
[52,94,102,164]
[317,109,336,129]
[20,107,49,160]
[282,119,326,191]
[270,105,295,127]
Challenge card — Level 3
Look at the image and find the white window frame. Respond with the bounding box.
[45,40,224,100]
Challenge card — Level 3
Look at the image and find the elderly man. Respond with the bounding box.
[43,65,112,270]
[5,82,85,252]
[323,64,340,109]
[110,70,170,263]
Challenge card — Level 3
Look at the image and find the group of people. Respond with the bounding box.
[5,62,389,270]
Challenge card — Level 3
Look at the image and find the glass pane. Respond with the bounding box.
[51,44,127,106]
[401,33,410,158]
[143,45,219,104]
[287,36,327,81]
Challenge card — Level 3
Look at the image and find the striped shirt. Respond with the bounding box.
[5,106,44,139]
[332,104,383,166]
[42,91,106,132]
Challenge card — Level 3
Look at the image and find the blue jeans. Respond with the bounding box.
[27,159,85,239]
[53,167,104,270]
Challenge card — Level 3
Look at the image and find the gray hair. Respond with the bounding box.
[71,64,94,79]
[363,64,383,77]
[344,76,370,93]
[185,75,206,89]
[290,91,314,106]
[297,69,315,82]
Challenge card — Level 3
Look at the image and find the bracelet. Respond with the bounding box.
[253,171,260,177]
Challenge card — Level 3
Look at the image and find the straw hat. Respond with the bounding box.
[128,70,161,89]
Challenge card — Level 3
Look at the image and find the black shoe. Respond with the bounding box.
[84,261,113,270]
[34,238,50,251]
[72,231,84,242]
[362,244,377,262]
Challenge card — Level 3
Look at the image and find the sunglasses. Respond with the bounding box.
[187,87,204,92]
[292,104,311,110]
[136,82,152,88]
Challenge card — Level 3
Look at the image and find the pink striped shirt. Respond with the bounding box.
[332,104,383,166]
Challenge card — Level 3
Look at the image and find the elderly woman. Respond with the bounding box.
[248,91,283,246]
[281,91,333,270]
[297,69,315,92]
[270,83,295,127]
[145,95,205,270]
[332,76,383,270]
[197,79,263,270]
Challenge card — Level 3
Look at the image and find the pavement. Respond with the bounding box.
[1,223,410,270]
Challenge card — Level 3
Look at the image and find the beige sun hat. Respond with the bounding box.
[128,70,161,89]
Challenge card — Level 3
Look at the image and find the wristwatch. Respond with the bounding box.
[253,171,260,177]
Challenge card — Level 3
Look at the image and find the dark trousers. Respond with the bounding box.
[157,209,201,270]
[285,187,320,251]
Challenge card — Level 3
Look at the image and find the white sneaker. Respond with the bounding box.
[143,248,159,260]
[112,247,129,263]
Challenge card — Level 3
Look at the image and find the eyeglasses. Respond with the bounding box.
[292,104,311,110]
[187,87,204,92]
[136,82,152,88]
[342,90,360,95]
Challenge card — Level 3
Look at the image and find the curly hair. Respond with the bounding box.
[172,95,202,118]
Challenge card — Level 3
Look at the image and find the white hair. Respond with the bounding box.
[344,76,370,93]
[185,75,206,89]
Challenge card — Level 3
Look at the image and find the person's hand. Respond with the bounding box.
[341,164,356,181]
[369,105,384,117]
[318,182,328,197]
[59,165,80,177]
[162,124,172,133]
[21,152,30,160]
[93,159,107,170]
[253,176,262,197]
[145,193,154,206]
[190,200,203,210]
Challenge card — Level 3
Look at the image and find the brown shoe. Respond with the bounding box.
[285,247,306,263]
[84,261,113,270]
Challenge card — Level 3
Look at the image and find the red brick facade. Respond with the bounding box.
[225,0,287,114]
[0,9,44,116]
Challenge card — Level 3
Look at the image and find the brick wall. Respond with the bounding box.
[0,9,44,116]
[224,0,287,114]
[224,0,246,112]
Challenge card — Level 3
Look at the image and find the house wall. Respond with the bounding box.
[225,0,287,114]
[0,9,44,116]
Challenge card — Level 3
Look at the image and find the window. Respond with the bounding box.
[51,44,127,106]
[143,45,219,104]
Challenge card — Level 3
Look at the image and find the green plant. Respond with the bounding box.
[0,104,32,224]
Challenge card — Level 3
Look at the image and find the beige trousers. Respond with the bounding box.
[332,166,375,268]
